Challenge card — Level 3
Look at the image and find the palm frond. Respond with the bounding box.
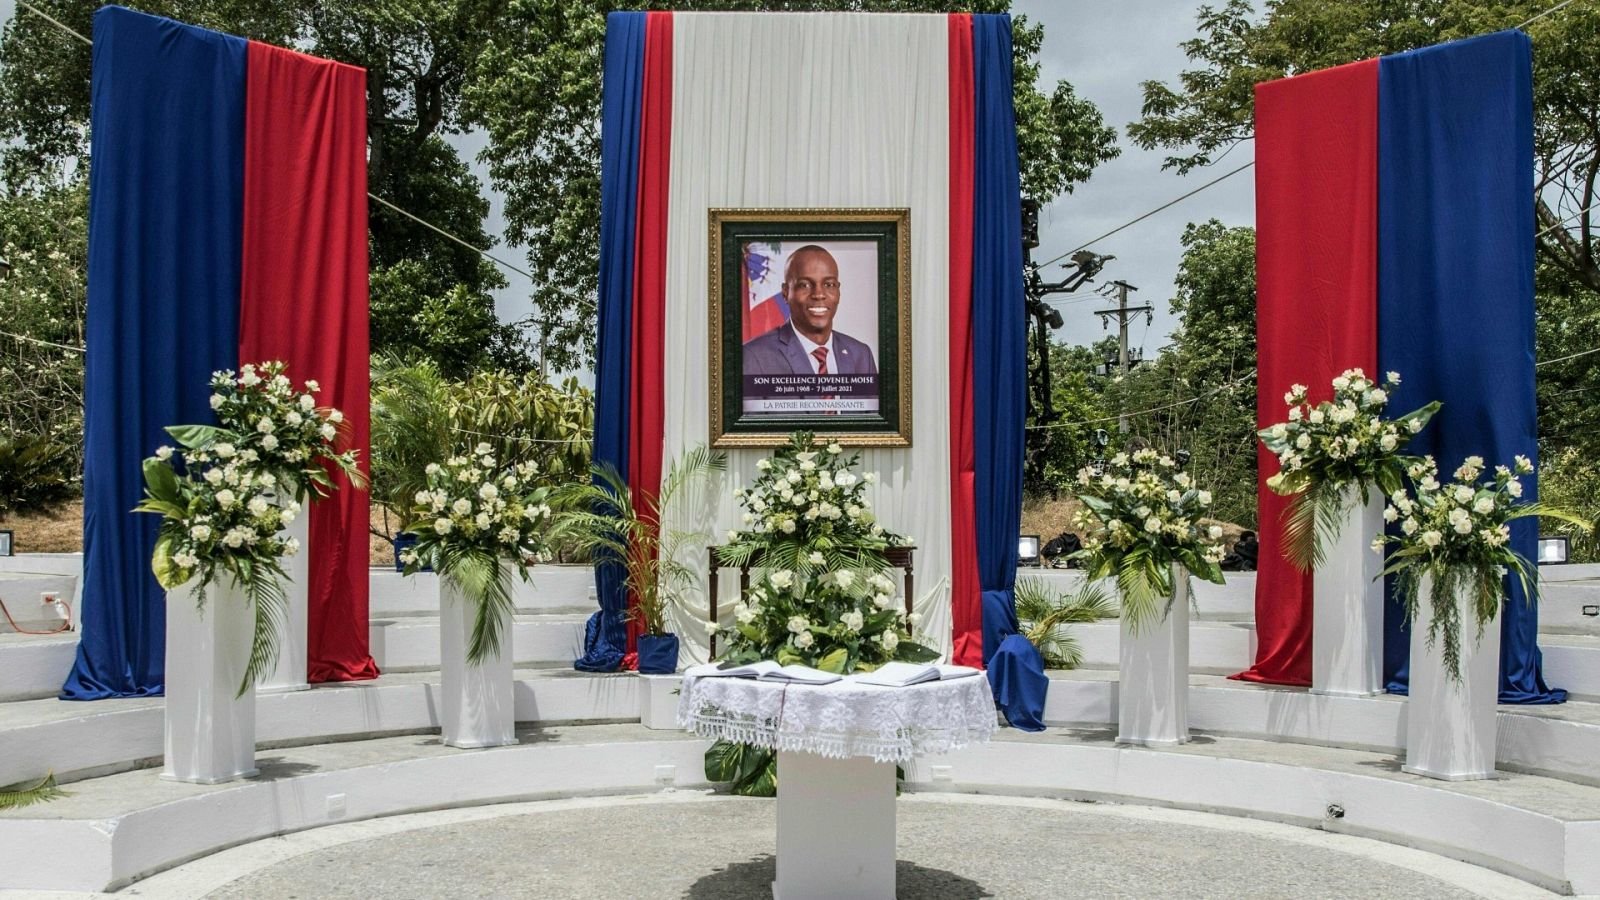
[1281,480,1349,573]
[437,545,515,664]
[1015,577,1115,668]
[236,564,288,697]
[0,771,65,810]
[1116,548,1172,634]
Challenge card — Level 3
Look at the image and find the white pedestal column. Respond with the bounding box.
[439,574,517,749]
[1404,574,1502,781]
[775,750,896,900]
[163,578,259,784]
[1312,486,1387,697]
[1117,563,1190,747]
[639,674,683,730]
[259,505,310,693]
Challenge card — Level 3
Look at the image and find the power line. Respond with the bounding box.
[1517,0,1583,29]
[15,1,536,287]
[0,329,85,353]
[1538,346,1600,367]
[1027,370,1256,431]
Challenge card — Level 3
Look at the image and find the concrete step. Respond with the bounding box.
[1019,569,1257,619]
[0,572,78,633]
[369,613,589,672]
[0,723,708,893]
[0,668,642,790]
[1042,670,1600,788]
[368,565,598,617]
[920,728,1600,895]
[0,631,76,702]
[1070,618,1257,674]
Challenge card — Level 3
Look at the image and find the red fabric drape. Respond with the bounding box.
[625,11,674,666]
[947,14,982,668]
[1233,59,1379,686]
[240,42,377,683]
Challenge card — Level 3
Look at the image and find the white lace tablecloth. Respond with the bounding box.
[676,673,997,764]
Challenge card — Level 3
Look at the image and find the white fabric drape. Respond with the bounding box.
[660,13,954,665]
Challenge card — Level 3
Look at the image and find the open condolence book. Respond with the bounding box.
[685,660,842,685]
[847,662,982,688]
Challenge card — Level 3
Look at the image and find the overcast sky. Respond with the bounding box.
[1,0,1256,359]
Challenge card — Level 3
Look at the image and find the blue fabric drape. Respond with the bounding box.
[577,12,645,673]
[1377,31,1559,704]
[971,15,1041,729]
[63,7,246,700]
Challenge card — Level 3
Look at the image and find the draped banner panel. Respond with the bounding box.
[67,6,247,699]
[588,11,1028,672]
[67,5,373,698]
[1244,30,1555,703]
[1377,31,1556,703]
[578,11,645,673]
[1235,59,1379,688]
[240,42,376,683]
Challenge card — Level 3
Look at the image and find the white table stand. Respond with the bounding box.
[678,669,996,900]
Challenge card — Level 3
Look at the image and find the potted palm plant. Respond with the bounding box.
[1378,454,1587,780]
[554,446,726,674]
[1073,448,1227,746]
[1260,369,1437,697]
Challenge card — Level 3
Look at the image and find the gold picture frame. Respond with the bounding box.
[708,208,912,448]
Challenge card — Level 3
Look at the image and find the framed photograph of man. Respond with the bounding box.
[709,208,911,448]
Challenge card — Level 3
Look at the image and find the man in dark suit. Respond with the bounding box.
[742,245,878,377]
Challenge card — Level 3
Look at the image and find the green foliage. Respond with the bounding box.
[1129,0,1600,293]
[1024,339,1115,498]
[1538,448,1600,563]
[0,434,76,515]
[465,0,1118,368]
[552,447,727,636]
[1014,577,1116,668]
[0,182,86,466]
[0,771,65,811]
[705,739,777,797]
[369,357,593,536]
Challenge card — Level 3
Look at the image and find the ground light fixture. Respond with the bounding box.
[1538,535,1570,565]
[1018,534,1041,567]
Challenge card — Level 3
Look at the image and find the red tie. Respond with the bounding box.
[812,347,829,375]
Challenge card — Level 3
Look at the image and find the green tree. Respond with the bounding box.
[466,0,1120,368]
[0,183,88,458]
[0,0,532,373]
[1128,0,1600,292]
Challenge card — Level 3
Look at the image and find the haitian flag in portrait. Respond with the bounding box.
[1238,30,1557,703]
[64,6,374,699]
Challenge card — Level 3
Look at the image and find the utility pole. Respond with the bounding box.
[1094,279,1152,434]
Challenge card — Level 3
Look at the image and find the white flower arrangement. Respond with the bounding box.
[1260,369,1438,571]
[722,566,933,670]
[401,443,557,662]
[718,431,909,578]
[137,445,302,696]
[1378,454,1588,681]
[198,361,365,502]
[1073,448,1227,630]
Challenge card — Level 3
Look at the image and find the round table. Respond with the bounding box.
[678,671,997,899]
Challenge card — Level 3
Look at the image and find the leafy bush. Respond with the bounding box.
[1538,448,1600,563]
[0,434,76,515]
[369,357,592,538]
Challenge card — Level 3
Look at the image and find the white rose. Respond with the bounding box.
[1402,518,1419,535]
[1309,410,1325,425]
[1386,371,1401,385]
[787,615,808,634]
[863,472,877,484]
[214,442,237,458]
[795,631,815,650]
[1473,497,1494,514]
[1408,419,1423,434]
[770,570,794,590]
[1383,506,1399,522]
[1380,434,1398,451]
[204,467,225,485]
[880,631,899,653]
[435,517,453,535]
[260,434,278,451]
[256,417,274,434]
[1421,530,1442,548]
[320,423,336,441]
[1295,434,1311,449]
[173,551,199,568]
[215,489,237,509]
[1288,407,1302,421]
[155,445,174,461]
[498,526,520,544]
[827,443,842,454]
[1453,486,1474,504]
[842,610,864,632]
[834,570,855,589]
[248,496,270,516]
[756,459,772,471]
[1508,479,1523,498]
[304,379,320,392]
[479,483,499,502]
[786,470,802,484]
[299,393,316,411]
[1144,517,1162,534]
[800,460,816,472]
[189,525,212,541]
[781,520,796,534]
[475,512,492,529]
[452,498,473,516]
[1208,525,1223,540]
[209,394,224,410]
[1197,490,1213,506]
[283,537,301,557]
[1332,376,1350,390]
[808,551,824,565]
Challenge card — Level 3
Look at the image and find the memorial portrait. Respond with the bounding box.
[709,209,911,447]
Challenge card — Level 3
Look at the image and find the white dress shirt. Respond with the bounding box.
[790,321,837,374]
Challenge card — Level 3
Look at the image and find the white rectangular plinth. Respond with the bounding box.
[1118,563,1190,747]
[1312,487,1387,697]
[1404,574,1502,780]
[439,576,516,749]
[259,509,310,693]
[639,674,683,730]
[775,751,896,900]
[163,579,259,784]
